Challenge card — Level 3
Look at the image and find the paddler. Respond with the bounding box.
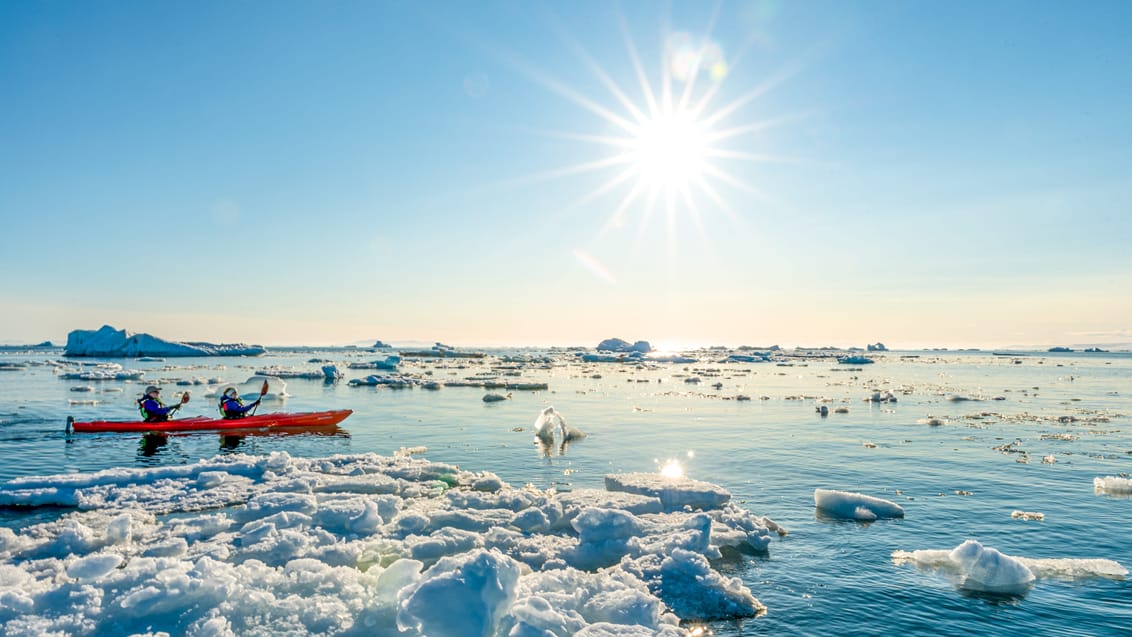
[136,386,185,422]
[219,386,261,419]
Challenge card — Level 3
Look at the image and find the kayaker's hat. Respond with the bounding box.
[223,387,237,397]
[145,386,160,395]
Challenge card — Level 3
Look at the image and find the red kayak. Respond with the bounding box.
[67,409,353,433]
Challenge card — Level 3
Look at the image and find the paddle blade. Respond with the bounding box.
[260,380,269,396]
[181,392,191,404]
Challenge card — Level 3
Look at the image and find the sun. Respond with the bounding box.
[495,8,790,251]
[628,105,709,193]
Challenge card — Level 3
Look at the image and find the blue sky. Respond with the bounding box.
[2,0,1130,349]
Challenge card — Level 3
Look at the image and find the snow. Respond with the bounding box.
[64,325,266,358]
[813,488,905,521]
[893,539,1126,596]
[0,451,776,635]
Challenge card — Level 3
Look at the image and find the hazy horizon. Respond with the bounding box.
[5,327,1131,354]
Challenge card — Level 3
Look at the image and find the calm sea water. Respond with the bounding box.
[1,347,1130,635]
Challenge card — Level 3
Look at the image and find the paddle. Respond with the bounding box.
[169,391,190,418]
[250,380,268,416]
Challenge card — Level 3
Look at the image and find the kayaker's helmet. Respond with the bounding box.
[145,385,160,396]
[222,386,237,397]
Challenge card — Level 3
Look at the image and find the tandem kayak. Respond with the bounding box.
[66,409,353,433]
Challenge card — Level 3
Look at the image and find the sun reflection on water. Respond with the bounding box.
[659,458,684,479]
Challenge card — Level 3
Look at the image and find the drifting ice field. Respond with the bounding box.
[0,347,1130,635]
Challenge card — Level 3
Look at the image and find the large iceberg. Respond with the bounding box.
[64,325,266,358]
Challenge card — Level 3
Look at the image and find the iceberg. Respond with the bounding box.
[596,338,652,353]
[64,325,266,358]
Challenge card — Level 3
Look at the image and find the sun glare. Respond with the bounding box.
[629,106,708,191]
[659,459,684,479]
[498,8,793,266]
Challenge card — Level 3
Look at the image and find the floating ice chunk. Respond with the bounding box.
[501,567,681,636]
[621,548,765,621]
[556,489,664,517]
[1020,556,1128,579]
[397,548,521,637]
[814,488,905,520]
[197,471,228,489]
[948,539,1034,593]
[892,540,1126,595]
[572,508,643,544]
[348,374,416,388]
[605,473,730,511]
[1094,476,1132,494]
[60,369,145,380]
[706,503,779,553]
[66,551,124,582]
[890,538,1126,596]
[533,406,585,443]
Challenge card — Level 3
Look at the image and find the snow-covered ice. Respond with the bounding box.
[0,452,776,636]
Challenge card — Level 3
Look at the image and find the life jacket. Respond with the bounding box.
[137,396,168,422]
[219,395,247,419]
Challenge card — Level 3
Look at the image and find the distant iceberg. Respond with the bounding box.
[597,338,653,353]
[64,325,266,358]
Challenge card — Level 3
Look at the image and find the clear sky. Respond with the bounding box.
[2,0,1130,350]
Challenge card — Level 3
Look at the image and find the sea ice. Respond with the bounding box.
[605,473,731,511]
[1094,476,1132,494]
[893,539,1126,596]
[0,451,778,636]
[813,488,905,521]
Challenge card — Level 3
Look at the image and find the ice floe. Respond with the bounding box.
[1094,475,1132,494]
[893,539,1126,596]
[58,368,145,381]
[813,488,905,521]
[64,325,266,358]
[0,452,778,635]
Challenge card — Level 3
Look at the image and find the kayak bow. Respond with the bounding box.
[66,409,353,433]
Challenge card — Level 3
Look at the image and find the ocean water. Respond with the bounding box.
[1,347,1129,635]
